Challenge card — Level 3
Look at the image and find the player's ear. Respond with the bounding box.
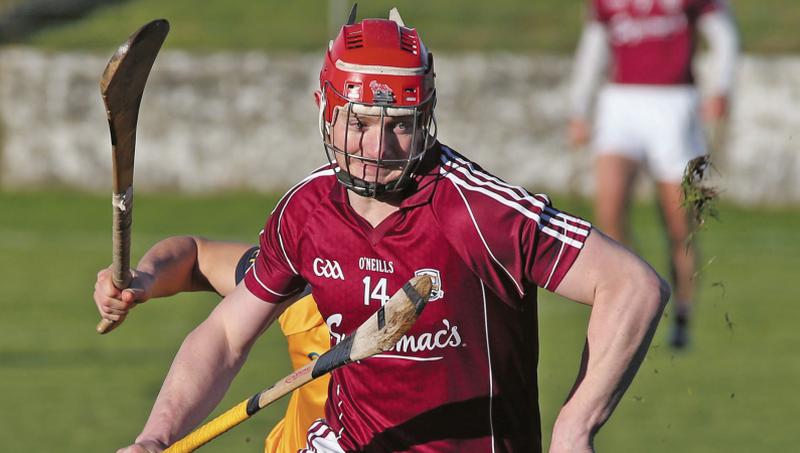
[313,90,322,108]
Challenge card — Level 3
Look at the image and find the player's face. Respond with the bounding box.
[330,106,423,185]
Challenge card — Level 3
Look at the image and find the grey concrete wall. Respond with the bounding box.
[1,47,798,205]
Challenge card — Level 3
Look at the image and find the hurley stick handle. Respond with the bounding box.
[111,186,134,289]
[96,187,134,334]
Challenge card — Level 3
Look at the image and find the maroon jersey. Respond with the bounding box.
[244,144,591,452]
[591,0,723,85]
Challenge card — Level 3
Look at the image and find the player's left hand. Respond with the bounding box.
[702,94,729,123]
[568,117,592,148]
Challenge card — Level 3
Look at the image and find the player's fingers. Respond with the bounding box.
[99,296,130,314]
[96,270,123,299]
[94,286,122,314]
[100,310,127,323]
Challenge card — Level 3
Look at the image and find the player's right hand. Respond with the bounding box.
[568,117,591,148]
[94,267,154,323]
[116,440,164,453]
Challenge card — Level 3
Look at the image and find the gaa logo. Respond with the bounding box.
[313,258,344,280]
[414,268,444,301]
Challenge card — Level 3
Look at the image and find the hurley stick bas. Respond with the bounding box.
[96,19,169,334]
[163,275,433,453]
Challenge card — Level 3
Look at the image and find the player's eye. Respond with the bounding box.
[348,118,366,131]
[393,120,414,134]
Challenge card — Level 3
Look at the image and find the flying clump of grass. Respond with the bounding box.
[681,155,719,232]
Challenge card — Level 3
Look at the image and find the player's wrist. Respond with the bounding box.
[549,422,594,453]
[551,404,599,449]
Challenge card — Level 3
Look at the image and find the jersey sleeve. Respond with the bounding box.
[438,154,592,300]
[243,198,307,303]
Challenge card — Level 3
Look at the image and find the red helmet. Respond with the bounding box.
[319,6,437,198]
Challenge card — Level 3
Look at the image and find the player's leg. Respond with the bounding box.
[655,181,696,349]
[594,154,639,245]
[647,86,706,349]
[591,86,644,246]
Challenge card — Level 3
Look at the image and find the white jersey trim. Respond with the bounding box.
[450,176,525,298]
[442,170,585,250]
[445,159,590,238]
[480,281,497,453]
[544,240,567,290]
[249,262,296,297]
[444,153,591,231]
[300,419,345,453]
[273,167,336,275]
[441,147,590,239]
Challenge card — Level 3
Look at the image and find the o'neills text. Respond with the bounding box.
[358,257,395,274]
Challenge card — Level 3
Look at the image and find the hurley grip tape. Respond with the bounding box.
[245,391,263,416]
[402,281,427,315]
[112,186,133,212]
[311,335,354,378]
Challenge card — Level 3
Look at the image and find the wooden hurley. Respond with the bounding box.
[163,275,432,453]
[96,19,169,334]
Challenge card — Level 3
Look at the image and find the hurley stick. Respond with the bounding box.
[163,275,433,453]
[96,19,169,334]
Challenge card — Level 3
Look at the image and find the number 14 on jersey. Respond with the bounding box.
[362,276,390,306]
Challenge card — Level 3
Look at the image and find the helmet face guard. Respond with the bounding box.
[318,8,437,199]
[320,82,437,198]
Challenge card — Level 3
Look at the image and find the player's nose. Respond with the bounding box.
[363,128,400,160]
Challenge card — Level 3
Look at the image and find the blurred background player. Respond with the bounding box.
[93,237,329,453]
[567,0,738,348]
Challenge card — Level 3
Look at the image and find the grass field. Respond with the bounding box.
[0,189,797,451]
[17,0,800,53]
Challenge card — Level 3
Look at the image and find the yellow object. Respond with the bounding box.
[164,399,250,453]
[265,295,330,453]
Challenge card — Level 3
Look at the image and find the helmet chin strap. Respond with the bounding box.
[334,163,416,199]
[333,152,425,199]
[336,171,386,198]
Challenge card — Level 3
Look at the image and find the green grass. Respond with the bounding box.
[19,0,800,53]
[0,189,798,451]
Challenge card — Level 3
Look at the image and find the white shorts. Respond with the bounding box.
[593,84,707,182]
[297,419,345,453]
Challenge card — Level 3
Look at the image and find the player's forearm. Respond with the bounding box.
[699,10,739,96]
[569,21,609,118]
[552,269,669,447]
[136,236,213,298]
[135,316,250,446]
